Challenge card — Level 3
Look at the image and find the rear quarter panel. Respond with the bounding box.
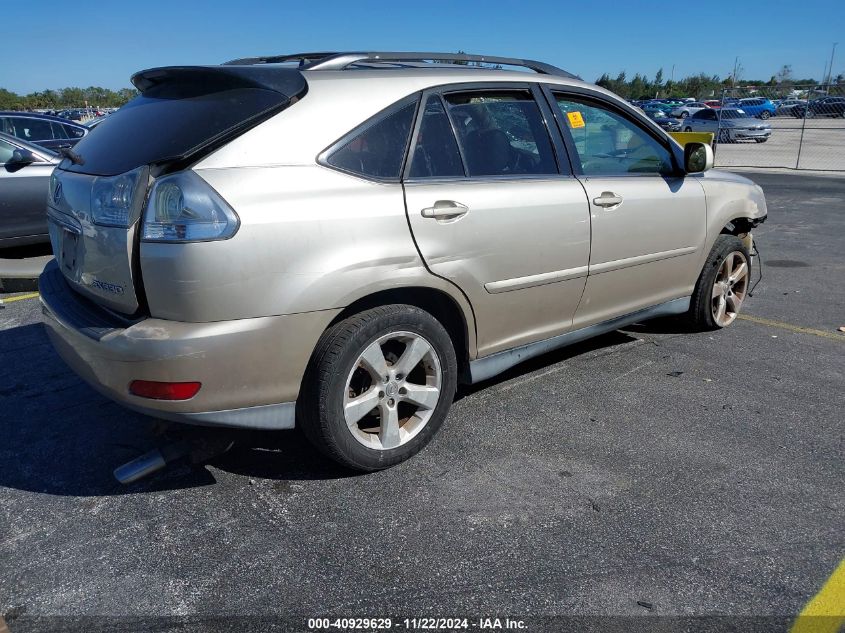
[140,165,477,354]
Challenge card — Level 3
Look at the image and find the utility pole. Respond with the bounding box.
[732,56,739,88]
[826,42,838,90]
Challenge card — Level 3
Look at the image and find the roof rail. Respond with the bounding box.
[223,52,340,67]
[223,51,581,80]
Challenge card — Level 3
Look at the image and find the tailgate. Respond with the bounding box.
[47,168,147,315]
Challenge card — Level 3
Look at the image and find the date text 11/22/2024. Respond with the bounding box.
[307,617,528,630]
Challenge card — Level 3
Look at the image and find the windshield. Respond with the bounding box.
[720,109,748,119]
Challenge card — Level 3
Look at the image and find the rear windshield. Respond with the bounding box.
[64,81,292,176]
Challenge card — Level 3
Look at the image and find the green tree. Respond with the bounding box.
[0,88,20,109]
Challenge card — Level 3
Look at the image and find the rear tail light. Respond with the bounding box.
[129,380,201,400]
[142,171,239,243]
[92,167,145,227]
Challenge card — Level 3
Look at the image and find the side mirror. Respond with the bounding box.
[9,148,36,166]
[684,142,713,173]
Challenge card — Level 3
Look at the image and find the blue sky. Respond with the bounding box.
[4,0,844,93]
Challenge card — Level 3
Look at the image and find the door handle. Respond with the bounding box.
[421,200,469,220]
[593,192,623,208]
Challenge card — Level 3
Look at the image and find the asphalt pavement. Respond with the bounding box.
[0,171,842,633]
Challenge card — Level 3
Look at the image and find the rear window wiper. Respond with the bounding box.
[58,147,85,165]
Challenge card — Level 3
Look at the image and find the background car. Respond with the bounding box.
[669,101,709,118]
[0,131,58,248]
[703,100,722,109]
[56,109,84,121]
[643,109,683,132]
[641,101,674,113]
[683,108,772,143]
[774,99,806,116]
[791,96,845,118]
[734,98,776,119]
[641,103,673,119]
[0,112,88,151]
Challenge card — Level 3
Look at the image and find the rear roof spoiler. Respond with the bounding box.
[131,65,307,96]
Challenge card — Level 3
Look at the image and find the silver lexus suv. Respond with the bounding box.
[41,52,767,471]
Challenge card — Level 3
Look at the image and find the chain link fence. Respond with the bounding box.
[701,85,845,171]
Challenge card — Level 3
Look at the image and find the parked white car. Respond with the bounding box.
[669,102,709,118]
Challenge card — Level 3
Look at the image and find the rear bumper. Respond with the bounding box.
[39,261,340,429]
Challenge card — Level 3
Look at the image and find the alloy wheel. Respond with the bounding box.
[711,251,750,327]
[343,331,442,450]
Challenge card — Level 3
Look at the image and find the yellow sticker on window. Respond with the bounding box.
[567,111,585,128]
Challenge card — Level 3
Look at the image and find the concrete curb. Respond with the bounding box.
[0,255,52,292]
[727,166,845,179]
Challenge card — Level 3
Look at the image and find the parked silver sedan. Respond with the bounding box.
[683,108,771,143]
[1,131,59,247]
[668,101,709,118]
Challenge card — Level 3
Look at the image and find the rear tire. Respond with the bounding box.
[688,235,751,330]
[299,305,458,471]
[759,111,771,120]
[755,138,768,143]
[684,126,693,132]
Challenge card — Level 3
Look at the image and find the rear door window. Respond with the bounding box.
[12,117,53,141]
[407,96,464,178]
[50,122,69,139]
[442,90,558,177]
[325,100,416,180]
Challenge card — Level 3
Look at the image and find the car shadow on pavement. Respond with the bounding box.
[621,314,700,335]
[208,430,355,482]
[0,316,696,496]
[457,329,640,399]
[0,323,352,497]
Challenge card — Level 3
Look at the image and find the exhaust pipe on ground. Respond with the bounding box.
[113,441,190,484]
[113,434,235,484]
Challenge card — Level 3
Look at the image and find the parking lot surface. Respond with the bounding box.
[715,118,845,171]
[0,172,843,631]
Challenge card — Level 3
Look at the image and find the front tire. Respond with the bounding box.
[684,126,693,132]
[688,235,751,330]
[299,305,458,471]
